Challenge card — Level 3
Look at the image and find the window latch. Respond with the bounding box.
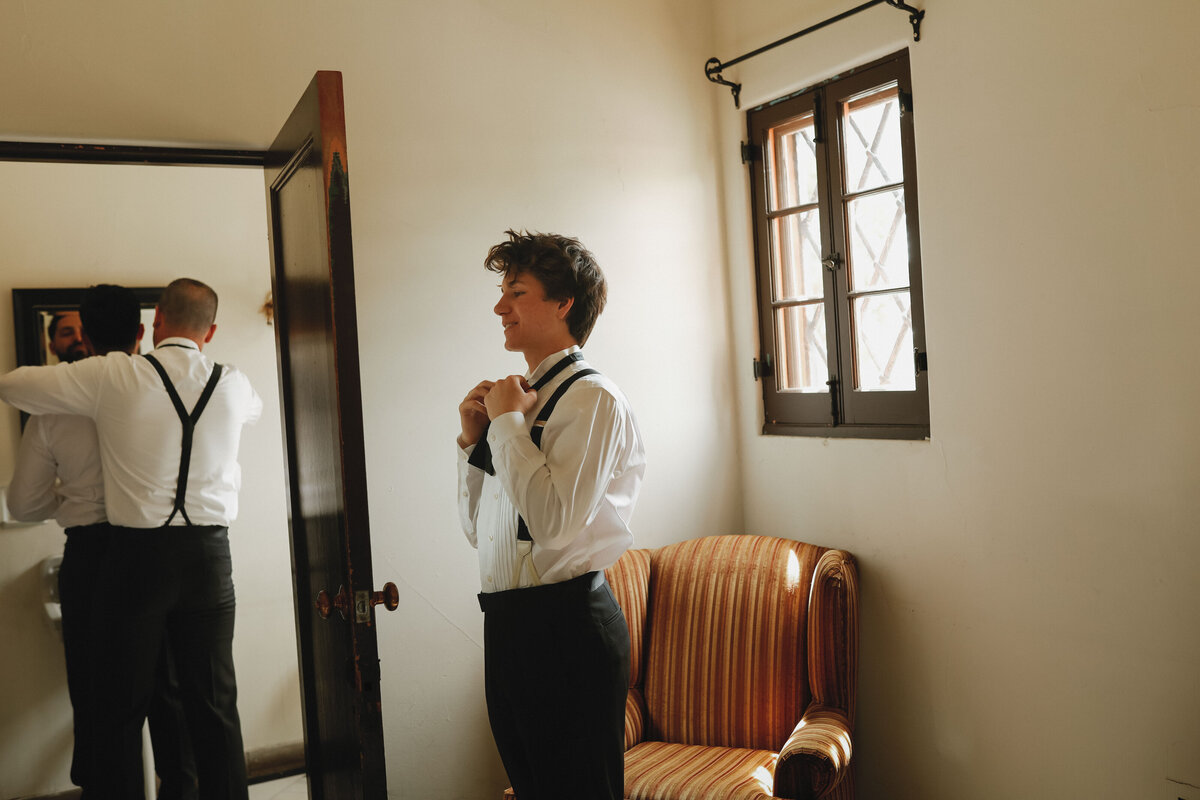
[822,253,842,271]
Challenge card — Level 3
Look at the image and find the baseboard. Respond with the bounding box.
[246,741,307,784]
[12,741,307,799]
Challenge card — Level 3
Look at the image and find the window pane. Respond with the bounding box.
[775,304,829,392]
[853,290,914,391]
[842,84,902,194]
[847,188,909,293]
[770,209,823,302]
[768,114,818,211]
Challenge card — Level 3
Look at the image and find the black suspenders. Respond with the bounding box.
[144,352,224,526]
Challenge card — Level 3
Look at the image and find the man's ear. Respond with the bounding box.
[204,324,217,344]
[136,323,145,344]
[556,297,574,321]
[152,307,163,330]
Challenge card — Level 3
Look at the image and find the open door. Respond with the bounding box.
[264,71,393,798]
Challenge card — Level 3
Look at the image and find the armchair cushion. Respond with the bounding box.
[625,741,777,800]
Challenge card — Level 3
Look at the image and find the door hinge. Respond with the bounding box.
[741,141,762,164]
[753,354,773,380]
[899,89,914,116]
[914,348,928,375]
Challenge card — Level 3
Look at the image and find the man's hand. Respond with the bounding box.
[484,375,538,420]
[457,380,495,449]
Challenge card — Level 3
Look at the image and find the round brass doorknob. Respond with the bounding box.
[370,582,399,611]
[315,586,351,619]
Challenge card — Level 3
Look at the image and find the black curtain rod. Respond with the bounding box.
[705,0,925,108]
[0,140,266,167]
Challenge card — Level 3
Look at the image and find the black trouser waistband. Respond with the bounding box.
[64,521,115,537]
[109,524,229,535]
[478,570,607,613]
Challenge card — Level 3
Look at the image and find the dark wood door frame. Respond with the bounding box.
[0,140,265,166]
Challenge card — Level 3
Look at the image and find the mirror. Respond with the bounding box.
[11,288,162,430]
[13,287,162,367]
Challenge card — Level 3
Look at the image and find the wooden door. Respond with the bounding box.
[264,71,390,799]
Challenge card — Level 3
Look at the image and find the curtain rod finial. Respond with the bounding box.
[705,57,743,109]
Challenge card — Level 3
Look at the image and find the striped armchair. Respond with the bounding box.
[503,534,859,800]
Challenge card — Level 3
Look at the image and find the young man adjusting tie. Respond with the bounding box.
[457,230,646,800]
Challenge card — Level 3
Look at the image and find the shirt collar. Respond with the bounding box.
[154,336,201,351]
[526,345,582,383]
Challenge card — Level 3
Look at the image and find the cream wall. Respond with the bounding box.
[339,2,741,796]
[714,1,1200,798]
[0,162,301,797]
[2,1,1195,799]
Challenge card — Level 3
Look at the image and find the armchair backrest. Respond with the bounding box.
[643,535,827,751]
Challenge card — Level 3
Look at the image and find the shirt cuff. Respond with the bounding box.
[487,411,527,447]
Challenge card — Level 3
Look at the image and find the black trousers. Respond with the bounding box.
[60,525,197,799]
[480,572,630,800]
[89,525,247,800]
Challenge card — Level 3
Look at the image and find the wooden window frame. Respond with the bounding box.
[747,50,929,440]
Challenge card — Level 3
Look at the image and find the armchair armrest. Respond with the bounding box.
[773,706,853,799]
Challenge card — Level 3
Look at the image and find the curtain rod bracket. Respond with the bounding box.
[705,58,742,109]
[885,0,925,40]
[705,0,926,108]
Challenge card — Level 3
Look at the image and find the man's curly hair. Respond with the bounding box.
[484,229,607,345]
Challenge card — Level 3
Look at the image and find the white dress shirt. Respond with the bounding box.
[458,347,646,592]
[7,414,107,528]
[0,338,262,528]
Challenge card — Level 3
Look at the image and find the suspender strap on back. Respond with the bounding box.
[144,353,224,526]
[516,367,599,542]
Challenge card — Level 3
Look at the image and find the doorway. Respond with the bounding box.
[0,158,305,797]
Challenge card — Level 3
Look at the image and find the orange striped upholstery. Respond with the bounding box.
[607,548,652,751]
[501,535,858,800]
[644,536,823,751]
[625,741,777,800]
[606,549,652,691]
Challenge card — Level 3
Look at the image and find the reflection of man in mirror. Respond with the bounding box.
[47,310,90,363]
[7,285,197,798]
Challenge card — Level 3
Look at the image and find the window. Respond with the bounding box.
[747,50,929,439]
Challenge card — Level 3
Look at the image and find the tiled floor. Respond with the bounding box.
[248,774,308,799]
